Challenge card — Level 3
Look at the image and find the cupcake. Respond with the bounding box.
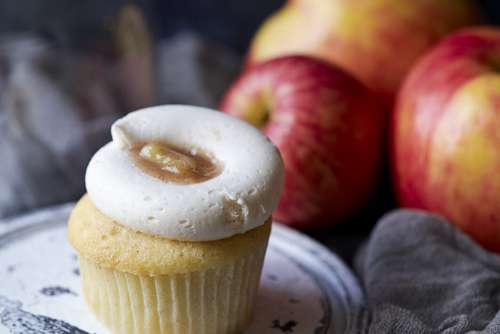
[68,105,284,334]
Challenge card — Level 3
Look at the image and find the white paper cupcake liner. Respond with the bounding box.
[79,243,267,334]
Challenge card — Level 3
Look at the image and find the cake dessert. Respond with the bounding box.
[68,105,285,334]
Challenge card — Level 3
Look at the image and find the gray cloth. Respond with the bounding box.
[356,210,500,334]
[156,32,241,108]
[0,37,120,217]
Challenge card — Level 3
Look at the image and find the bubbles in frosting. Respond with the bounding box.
[85,105,285,241]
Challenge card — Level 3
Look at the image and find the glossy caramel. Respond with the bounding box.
[130,142,221,184]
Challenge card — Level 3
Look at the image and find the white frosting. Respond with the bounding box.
[85,105,284,241]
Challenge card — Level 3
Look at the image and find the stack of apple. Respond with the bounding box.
[220,0,500,252]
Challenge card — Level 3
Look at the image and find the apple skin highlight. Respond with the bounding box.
[247,0,480,103]
[392,27,500,252]
[221,56,385,229]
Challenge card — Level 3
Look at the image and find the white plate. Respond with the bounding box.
[0,203,364,334]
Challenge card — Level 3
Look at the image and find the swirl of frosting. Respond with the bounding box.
[85,105,285,241]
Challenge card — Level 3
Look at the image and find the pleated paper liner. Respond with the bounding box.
[79,245,266,334]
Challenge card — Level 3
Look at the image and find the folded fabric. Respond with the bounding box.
[355,209,500,334]
[156,32,240,108]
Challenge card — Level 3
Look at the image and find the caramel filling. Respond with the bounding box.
[130,142,221,184]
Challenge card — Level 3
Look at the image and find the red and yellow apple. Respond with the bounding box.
[220,56,385,229]
[247,0,480,102]
[392,27,500,251]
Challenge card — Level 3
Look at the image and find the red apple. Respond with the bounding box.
[247,0,480,104]
[220,56,385,229]
[393,27,500,251]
